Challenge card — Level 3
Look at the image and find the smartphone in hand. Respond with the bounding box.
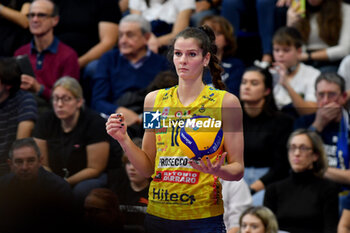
[15,54,35,78]
[291,0,306,18]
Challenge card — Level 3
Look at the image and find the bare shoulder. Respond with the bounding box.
[144,90,160,108]
[222,92,242,108]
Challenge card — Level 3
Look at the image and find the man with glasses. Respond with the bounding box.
[14,0,79,112]
[294,72,350,212]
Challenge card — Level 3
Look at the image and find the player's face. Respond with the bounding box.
[316,80,346,107]
[52,86,83,121]
[9,146,41,180]
[173,37,210,81]
[240,71,270,104]
[28,0,58,36]
[118,22,148,58]
[240,214,266,233]
[288,134,318,173]
[273,44,300,68]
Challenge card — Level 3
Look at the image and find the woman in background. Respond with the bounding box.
[264,129,339,233]
[201,15,245,97]
[34,76,110,203]
[240,66,293,205]
[238,206,279,233]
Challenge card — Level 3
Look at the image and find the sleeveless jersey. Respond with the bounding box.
[147,85,227,220]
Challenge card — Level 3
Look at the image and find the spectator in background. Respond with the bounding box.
[338,55,350,101]
[0,0,31,57]
[190,0,221,27]
[91,14,169,126]
[0,138,75,233]
[201,15,245,97]
[221,0,276,64]
[264,129,339,233]
[0,57,37,176]
[84,188,124,233]
[129,0,195,54]
[239,66,293,205]
[338,194,350,233]
[294,73,350,213]
[221,179,252,233]
[33,77,110,203]
[271,26,319,117]
[238,206,279,233]
[14,0,80,111]
[53,0,121,68]
[287,0,350,72]
[109,137,150,232]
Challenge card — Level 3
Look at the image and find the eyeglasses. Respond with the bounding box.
[52,96,74,104]
[316,91,341,100]
[26,13,54,19]
[288,145,313,154]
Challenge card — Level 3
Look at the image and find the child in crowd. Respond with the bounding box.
[271,26,319,117]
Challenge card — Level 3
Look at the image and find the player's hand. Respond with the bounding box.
[21,74,40,93]
[106,113,127,142]
[116,106,142,126]
[189,152,227,176]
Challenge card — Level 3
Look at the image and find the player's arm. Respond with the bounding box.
[106,91,158,177]
[219,93,244,181]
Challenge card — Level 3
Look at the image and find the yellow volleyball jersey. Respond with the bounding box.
[147,85,227,220]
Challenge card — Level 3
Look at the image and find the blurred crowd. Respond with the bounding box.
[1,0,350,232]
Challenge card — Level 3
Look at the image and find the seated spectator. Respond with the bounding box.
[116,70,178,116]
[0,57,37,176]
[294,72,350,212]
[238,206,279,233]
[53,0,121,68]
[271,26,319,117]
[91,14,169,126]
[338,194,350,233]
[221,0,276,64]
[84,188,124,233]
[190,0,221,27]
[14,0,80,112]
[0,0,31,57]
[287,0,350,72]
[33,76,110,203]
[221,179,252,233]
[338,54,350,100]
[129,0,195,54]
[109,137,150,232]
[200,15,245,97]
[0,138,76,233]
[264,129,339,233]
[240,66,293,205]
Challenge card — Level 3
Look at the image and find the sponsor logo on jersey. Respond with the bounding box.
[158,156,192,168]
[152,188,196,205]
[153,170,200,184]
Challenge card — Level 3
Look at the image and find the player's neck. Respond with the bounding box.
[177,79,205,107]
